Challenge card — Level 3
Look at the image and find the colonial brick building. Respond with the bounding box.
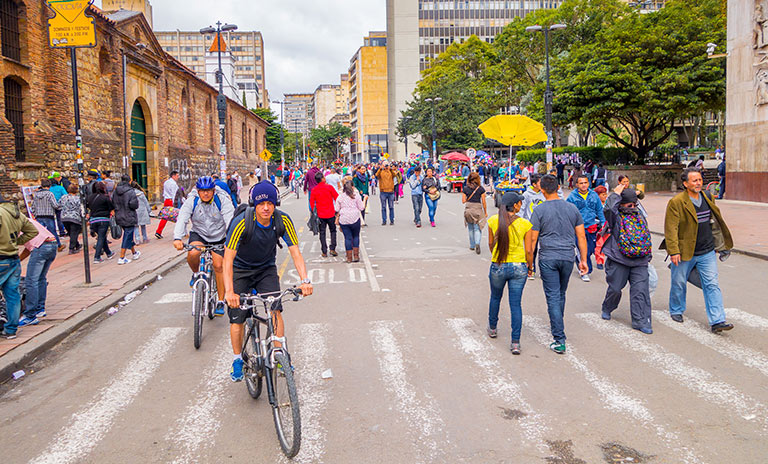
[0,1,268,202]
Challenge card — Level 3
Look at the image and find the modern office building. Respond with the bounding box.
[349,32,389,163]
[284,93,313,135]
[155,30,267,108]
[310,84,346,129]
[386,0,564,160]
[620,0,665,12]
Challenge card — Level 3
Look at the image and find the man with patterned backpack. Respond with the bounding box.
[599,183,654,334]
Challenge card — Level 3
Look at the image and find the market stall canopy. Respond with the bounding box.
[478,115,547,147]
[441,152,470,162]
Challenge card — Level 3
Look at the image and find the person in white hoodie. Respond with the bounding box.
[173,176,235,316]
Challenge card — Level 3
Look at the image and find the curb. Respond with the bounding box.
[649,230,768,262]
[0,252,187,384]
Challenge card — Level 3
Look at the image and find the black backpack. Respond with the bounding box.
[230,204,287,249]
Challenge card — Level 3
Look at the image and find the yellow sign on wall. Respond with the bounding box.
[260,149,273,162]
[47,0,96,48]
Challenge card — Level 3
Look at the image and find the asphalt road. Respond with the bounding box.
[1,189,767,464]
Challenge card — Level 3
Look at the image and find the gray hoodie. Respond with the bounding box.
[173,186,234,242]
[520,186,545,221]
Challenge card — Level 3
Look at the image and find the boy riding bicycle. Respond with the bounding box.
[223,181,313,381]
[174,176,235,316]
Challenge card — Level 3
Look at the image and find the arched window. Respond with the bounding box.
[248,128,252,155]
[98,47,111,75]
[181,87,191,144]
[242,122,247,153]
[4,76,24,160]
[0,0,21,61]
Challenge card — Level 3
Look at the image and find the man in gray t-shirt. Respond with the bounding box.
[529,175,588,355]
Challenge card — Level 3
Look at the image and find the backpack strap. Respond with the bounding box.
[192,194,223,213]
[239,207,286,249]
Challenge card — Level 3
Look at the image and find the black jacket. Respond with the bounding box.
[113,182,139,227]
[87,193,113,219]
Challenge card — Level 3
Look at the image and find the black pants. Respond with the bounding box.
[601,258,651,330]
[93,221,111,259]
[64,221,82,251]
[318,217,337,254]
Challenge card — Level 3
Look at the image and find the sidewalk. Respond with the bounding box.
[0,216,185,360]
[641,192,768,259]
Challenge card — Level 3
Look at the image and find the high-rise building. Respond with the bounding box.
[284,93,313,135]
[310,84,345,129]
[349,32,388,163]
[386,0,564,160]
[101,0,153,27]
[620,0,665,12]
[155,30,267,108]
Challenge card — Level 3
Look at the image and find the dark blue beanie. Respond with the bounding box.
[250,181,278,205]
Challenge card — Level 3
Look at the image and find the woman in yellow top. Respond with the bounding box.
[487,192,534,354]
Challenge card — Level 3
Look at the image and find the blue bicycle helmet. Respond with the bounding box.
[196,176,215,190]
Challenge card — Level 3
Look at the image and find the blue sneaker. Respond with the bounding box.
[35,310,47,318]
[601,311,611,321]
[214,301,225,317]
[230,358,244,382]
[189,276,196,288]
[18,316,39,327]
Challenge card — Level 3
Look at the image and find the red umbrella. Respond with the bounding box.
[440,152,470,162]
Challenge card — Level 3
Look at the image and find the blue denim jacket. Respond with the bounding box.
[567,189,606,228]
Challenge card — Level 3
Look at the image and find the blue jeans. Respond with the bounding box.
[25,242,57,318]
[488,262,528,341]
[0,258,21,334]
[425,196,438,223]
[539,259,574,343]
[37,216,61,247]
[468,223,482,248]
[669,251,726,326]
[411,194,423,225]
[575,230,597,274]
[121,226,135,250]
[339,220,361,251]
[380,191,395,223]
[93,221,112,259]
[595,178,606,187]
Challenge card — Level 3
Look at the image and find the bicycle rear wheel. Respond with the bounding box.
[193,282,205,349]
[244,319,263,399]
[271,352,301,458]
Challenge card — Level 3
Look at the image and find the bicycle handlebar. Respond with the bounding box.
[239,287,302,307]
[183,244,225,252]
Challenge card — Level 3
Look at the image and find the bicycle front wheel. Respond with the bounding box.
[244,320,263,400]
[207,274,216,320]
[271,352,301,458]
[193,283,205,349]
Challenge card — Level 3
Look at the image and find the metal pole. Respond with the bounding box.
[71,48,92,284]
[431,102,437,166]
[279,101,285,169]
[216,25,227,178]
[544,27,554,167]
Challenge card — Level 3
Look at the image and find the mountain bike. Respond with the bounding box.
[706,180,721,199]
[292,176,302,199]
[185,244,224,349]
[239,288,303,458]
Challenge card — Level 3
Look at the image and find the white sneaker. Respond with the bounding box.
[117,257,131,265]
[581,274,591,282]
[132,250,141,260]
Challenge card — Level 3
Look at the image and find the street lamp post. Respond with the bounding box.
[272,99,285,170]
[200,21,238,178]
[401,116,412,162]
[526,23,566,167]
[424,97,442,165]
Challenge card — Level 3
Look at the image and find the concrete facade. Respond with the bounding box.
[0,4,267,204]
[310,84,343,129]
[349,32,388,163]
[283,93,312,136]
[726,0,768,202]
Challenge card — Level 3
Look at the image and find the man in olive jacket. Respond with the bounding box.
[0,195,39,338]
[663,168,734,333]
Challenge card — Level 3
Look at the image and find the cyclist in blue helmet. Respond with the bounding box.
[174,176,235,315]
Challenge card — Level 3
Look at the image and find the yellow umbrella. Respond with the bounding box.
[478,114,547,147]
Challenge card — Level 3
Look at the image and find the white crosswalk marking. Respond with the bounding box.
[577,313,768,431]
[724,308,768,330]
[653,310,768,378]
[30,327,185,464]
[155,293,193,304]
[445,318,549,454]
[290,323,331,464]
[165,339,232,464]
[370,320,446,463]
[523,316,704,464]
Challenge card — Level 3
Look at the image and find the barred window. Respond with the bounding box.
[0,0,20,61]
[4,77,24,161]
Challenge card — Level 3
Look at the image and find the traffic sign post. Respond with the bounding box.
[46,0,96,285]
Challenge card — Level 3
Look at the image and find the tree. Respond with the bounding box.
[552,0,725,162]
[251,107,283,157]
[309,123,352,160]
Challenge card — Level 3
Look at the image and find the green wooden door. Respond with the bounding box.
[130,101,148,190]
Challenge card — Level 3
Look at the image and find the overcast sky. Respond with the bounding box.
[97,0,386,116]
